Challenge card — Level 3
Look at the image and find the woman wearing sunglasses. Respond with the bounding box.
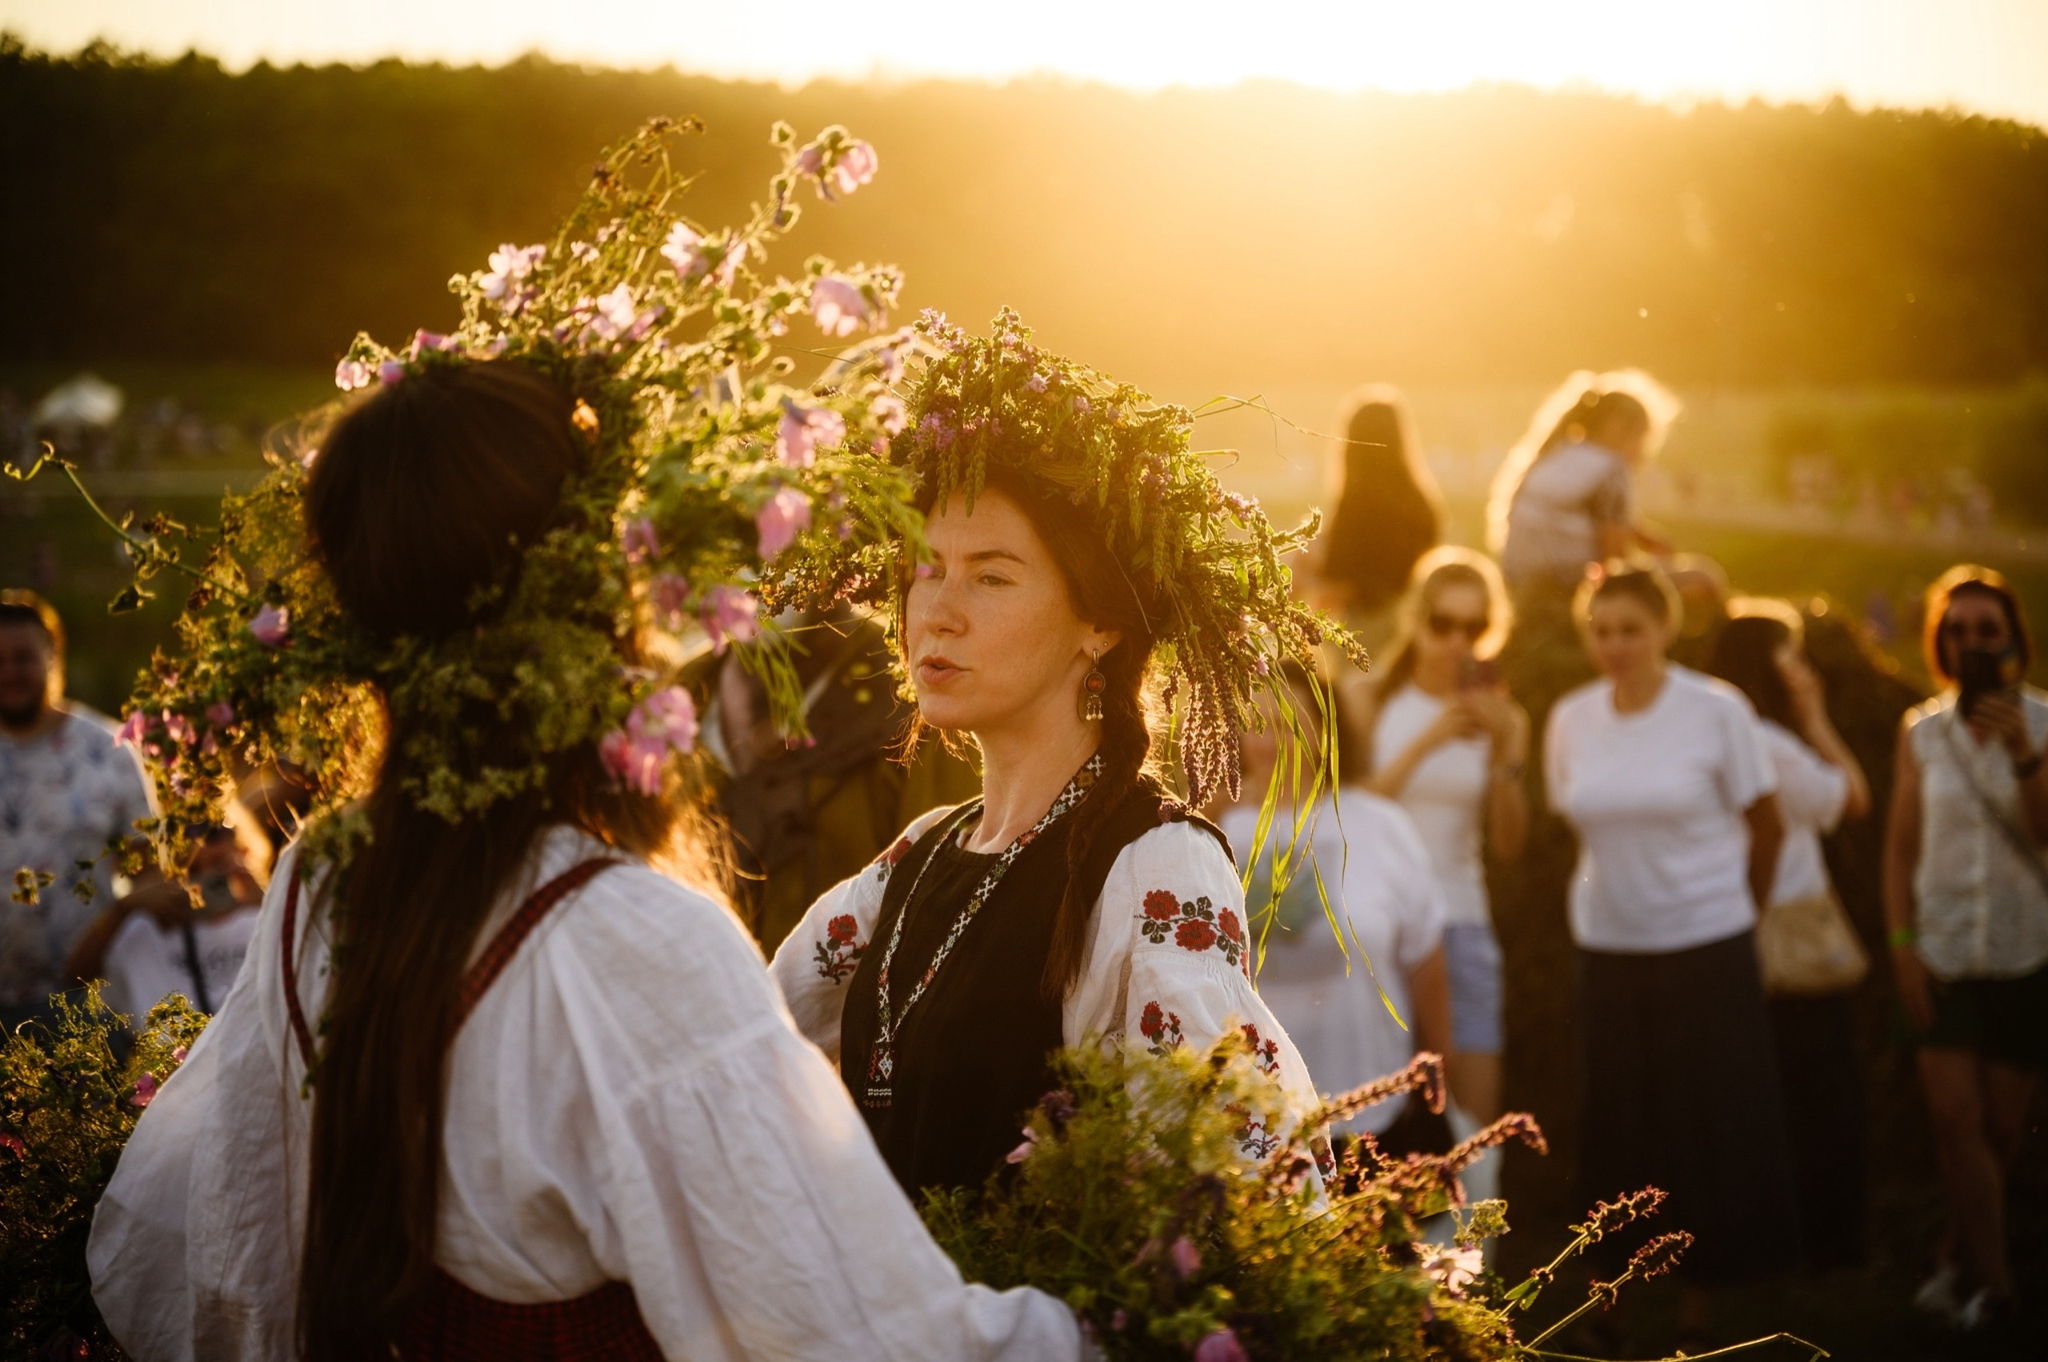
[1884,564,2048,1331]
[1352,548,1528,1203]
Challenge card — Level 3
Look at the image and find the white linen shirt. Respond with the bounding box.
[1220,791,1447,1135]
[772,813,1321,1162]
[89,826,1082,1362]
[1370,685,1492,928]
[1907,690,2048,980]
[1757,719,1850,907]
[1545,666,1778,954]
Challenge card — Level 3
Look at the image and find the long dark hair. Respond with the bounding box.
[1706,598,1803,730]
[297,363,681,1359]
[901,464,1161,1003]
[1317,386,1441,616]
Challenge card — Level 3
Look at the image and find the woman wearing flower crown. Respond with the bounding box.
[771,311,1338,1197]
[88,128,1086,1362]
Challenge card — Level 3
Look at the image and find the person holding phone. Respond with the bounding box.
[1353,548,1528,1203]
[1883,564,2048,1330]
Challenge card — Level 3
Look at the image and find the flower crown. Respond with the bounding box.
[16,119,922,868]
[833,308,1365,804]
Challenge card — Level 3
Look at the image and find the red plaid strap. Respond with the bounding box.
[398,1268,663,1361]
[454,858,620,1027]
[277,857,621,1069]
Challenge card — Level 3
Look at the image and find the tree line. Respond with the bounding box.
[4,36,2046,391]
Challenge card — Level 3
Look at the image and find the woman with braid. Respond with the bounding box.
[772,311,1340,1197]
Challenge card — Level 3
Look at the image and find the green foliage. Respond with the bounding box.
[4,43,2046,389]
[2,986,207,1361]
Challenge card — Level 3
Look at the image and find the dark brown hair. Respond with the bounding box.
[297,363,680,1359]
[1317,387,1441,616]
[1574,558,1681,626]
[1922,563,2032,683]
[1706,597,1804,730]
[0,589,64,655]
[903,464,1161,1003]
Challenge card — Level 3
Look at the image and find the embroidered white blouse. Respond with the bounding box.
[88,826,1083,1362]
[770,810,1322,1162]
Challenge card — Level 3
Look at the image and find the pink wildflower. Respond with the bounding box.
[479,242,545,304]
[755,488,812,559]
[132,1073,158,1108]
[1005,1128,1037,1164]
[700,585,761,654]
[810,276,872,337]
[599,687,698,796]
[825,140,878,198]
[0,1131,24,1158]
[1025,373,1049,393]
[409,329,459,357]
[333,358,373,392]
[775,400,846,468]
[649,573,692,626]
[249,604,290,648]
[661,221,746,287]
[205,701,235,728]
[171,1046,189,1065]
[1168,1236,1201,1280]
[870,394,908,436]
[1192,1328,1248,1362]
[377,360,406,387]
[114,711,149,749]
[622,516,661,566]
[587,284,638,342]
[161,711,196,747]
[570,241,598,263]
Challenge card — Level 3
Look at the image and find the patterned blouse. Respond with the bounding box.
[772,804,1322,1172]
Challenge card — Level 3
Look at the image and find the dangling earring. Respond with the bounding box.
[1080,648,1106,722]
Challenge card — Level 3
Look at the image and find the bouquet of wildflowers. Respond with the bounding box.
[1,987,207,1360]
[923,1035,1821,1362]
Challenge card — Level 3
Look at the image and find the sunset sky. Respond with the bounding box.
[6,0,2047,129]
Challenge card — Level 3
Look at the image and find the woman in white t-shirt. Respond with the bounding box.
[1350,548,1526,1198]
[1487,371,1679,594]
[1706,599,1873,1272]
[1882,565,2048,1328]
[1228,664,1450,1138]
[1545,562,1799,1344]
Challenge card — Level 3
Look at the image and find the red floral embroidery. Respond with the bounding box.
[873,836,914,884]
[1239,1022,1281,1077]
[813,915,865,984]
[1136,888,1245,971]
[1229,1104,1281,1160]
[1138,1000,1185,1056]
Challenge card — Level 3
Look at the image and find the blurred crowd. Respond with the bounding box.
[4,369,2042,1353]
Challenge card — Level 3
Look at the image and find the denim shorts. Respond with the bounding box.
[1442,922,1504,1055]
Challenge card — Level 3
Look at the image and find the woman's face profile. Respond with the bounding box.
[903,489,1107,739]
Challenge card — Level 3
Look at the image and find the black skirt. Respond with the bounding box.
[1576,929,1803,1285]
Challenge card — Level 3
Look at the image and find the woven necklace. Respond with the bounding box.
[862,752,1102,1109]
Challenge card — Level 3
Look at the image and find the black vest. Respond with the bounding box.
[839,781,1229,1198]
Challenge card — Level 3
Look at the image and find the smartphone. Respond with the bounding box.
[1459,657,1498,690]
[1956,649,2009,717]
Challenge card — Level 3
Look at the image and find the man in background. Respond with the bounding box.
[0,590,156,1033]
